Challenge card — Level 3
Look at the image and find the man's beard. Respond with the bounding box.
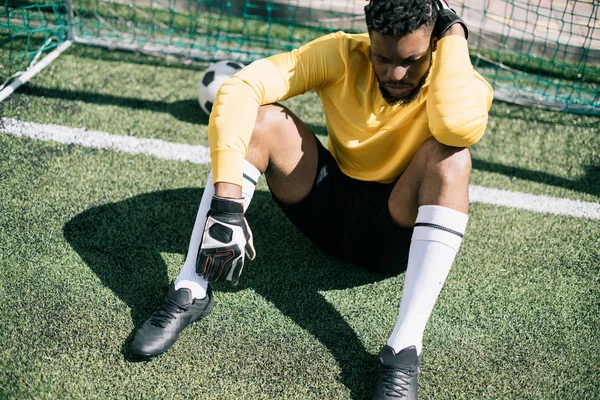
[377,65,431,106]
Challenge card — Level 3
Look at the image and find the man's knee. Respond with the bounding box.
[247,104,316,178]
[247,104,290,171]
[253,104,290,138]
[417,137,471,181]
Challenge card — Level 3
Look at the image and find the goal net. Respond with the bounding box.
[1,0,598,115]
[1,0,70,87]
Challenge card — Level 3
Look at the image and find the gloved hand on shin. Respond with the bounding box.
[196,195,255,285]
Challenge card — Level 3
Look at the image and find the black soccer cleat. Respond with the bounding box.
[372,345,420,400]
[130,283,214,358]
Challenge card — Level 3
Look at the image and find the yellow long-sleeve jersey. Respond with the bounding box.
[208,31,494,186]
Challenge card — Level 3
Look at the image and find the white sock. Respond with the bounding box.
[174,160,261,299]
[387,205,468,355]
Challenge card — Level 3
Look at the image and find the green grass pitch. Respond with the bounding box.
[0,44,599,399]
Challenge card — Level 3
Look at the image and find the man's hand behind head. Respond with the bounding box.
[432,0,469,39]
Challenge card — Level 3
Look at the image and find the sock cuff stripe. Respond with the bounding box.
[243,160,262,182]
[243,173,257,186]
[414,222,464,238]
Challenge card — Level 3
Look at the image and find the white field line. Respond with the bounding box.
[2,117,599,220]
[469,186,600,220]
[1,117,210,164]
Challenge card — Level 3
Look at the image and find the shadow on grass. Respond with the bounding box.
[63,188,395,399]
[489,101,600,129]
[471,158,600,198]
[20,85,208,125]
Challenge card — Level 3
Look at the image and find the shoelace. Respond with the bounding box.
[149,297,188,328]
[381,364,414,398]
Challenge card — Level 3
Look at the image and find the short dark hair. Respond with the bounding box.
[364,0,437,37]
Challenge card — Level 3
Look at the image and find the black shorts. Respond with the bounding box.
[271,138,413,274]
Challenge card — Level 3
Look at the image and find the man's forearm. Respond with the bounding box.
[426,34,491,147]
[215,182,243,198]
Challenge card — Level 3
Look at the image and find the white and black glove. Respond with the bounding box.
[433,0,469,39]
[196,195,255,285]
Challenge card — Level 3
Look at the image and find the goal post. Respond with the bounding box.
[1,0,598,115]
[0,0,72,98]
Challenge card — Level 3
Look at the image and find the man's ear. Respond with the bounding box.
[431,36,438,52]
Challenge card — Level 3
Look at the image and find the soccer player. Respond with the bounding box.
[131,0,493,398]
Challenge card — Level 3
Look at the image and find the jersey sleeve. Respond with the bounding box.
[208,33,346,186]
[426,35,494,147]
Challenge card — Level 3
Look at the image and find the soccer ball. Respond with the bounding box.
[198,60,245,115]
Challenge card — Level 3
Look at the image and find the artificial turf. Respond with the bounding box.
[0,43,599,399]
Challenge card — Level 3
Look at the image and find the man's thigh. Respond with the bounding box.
[246,104,319,206]
[269,137,348,260]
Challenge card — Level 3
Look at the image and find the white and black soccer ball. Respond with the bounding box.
[198,60,245,115]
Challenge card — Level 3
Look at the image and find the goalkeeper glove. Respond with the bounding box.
[196,195,255,285]
[433,0,469,39]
